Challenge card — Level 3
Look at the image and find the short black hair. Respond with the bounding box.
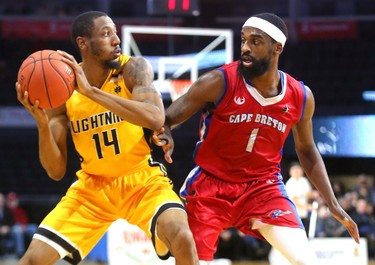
[71,11,108,51]
[252,12,288,39]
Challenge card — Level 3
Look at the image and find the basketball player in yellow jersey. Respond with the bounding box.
[15,11,199,265]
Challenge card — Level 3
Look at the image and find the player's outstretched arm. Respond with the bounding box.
[292,86,360,244]
[164,69,225,129]
[154,69,225,163]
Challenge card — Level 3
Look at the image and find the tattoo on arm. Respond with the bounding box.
[129,58,154,87]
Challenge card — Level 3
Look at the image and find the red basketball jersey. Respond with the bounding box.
[194,61,306,182]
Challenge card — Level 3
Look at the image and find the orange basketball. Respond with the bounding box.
[17,50,75,109]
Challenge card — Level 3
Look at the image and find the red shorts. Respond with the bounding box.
[180,166,303,261]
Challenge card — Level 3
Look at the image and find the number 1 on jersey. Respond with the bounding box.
[246,128,259,153]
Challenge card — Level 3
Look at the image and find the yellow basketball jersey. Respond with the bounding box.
[66,55,152,177]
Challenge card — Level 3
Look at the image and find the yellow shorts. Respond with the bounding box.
[34,162,184,264]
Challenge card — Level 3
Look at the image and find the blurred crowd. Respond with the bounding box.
[315,173,375,258]
[0,192,37,258]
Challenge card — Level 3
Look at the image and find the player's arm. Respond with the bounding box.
[153,69,224,163]
[165,69,225,129]
[39,106,69,181]
[15,82,68,181]
[59,51,164,131]
[292,86,360,243]
[122,57,165,130]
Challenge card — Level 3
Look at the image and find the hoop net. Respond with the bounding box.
[154,79,192,102]
[121,25,233,101]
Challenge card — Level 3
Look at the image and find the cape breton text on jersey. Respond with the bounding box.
[229,113,287,133]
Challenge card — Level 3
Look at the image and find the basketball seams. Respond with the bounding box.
[19,57,36,73]
[25,62,36,93]
[47,51,73,102]
[18,49,75,109]
[20,58,65,71]
[41,50,53,109]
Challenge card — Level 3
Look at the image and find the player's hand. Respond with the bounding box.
[152,126,174,163]
[329,205,360,244]
[15,82,47,121]
[57,50,92,96]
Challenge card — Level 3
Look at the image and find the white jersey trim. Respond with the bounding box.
[244,71,287,106]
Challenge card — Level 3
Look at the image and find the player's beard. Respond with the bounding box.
[91,43,120,70]
[106,59,120,70]
[238,54,271,81]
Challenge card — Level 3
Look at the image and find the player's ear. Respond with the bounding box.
[274,42,283,54]
[76,37,87,50]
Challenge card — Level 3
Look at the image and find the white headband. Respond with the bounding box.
[243,16,287,47]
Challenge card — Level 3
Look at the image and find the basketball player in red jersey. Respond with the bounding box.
[15,11,198,265]
[154,13,359,264]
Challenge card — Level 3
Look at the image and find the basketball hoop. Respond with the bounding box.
[169,79,192,101]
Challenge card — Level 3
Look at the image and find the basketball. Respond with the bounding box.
[17,50,75,109]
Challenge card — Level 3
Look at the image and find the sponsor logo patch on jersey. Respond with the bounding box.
[234,96,245,105]
[269,209,292,219]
